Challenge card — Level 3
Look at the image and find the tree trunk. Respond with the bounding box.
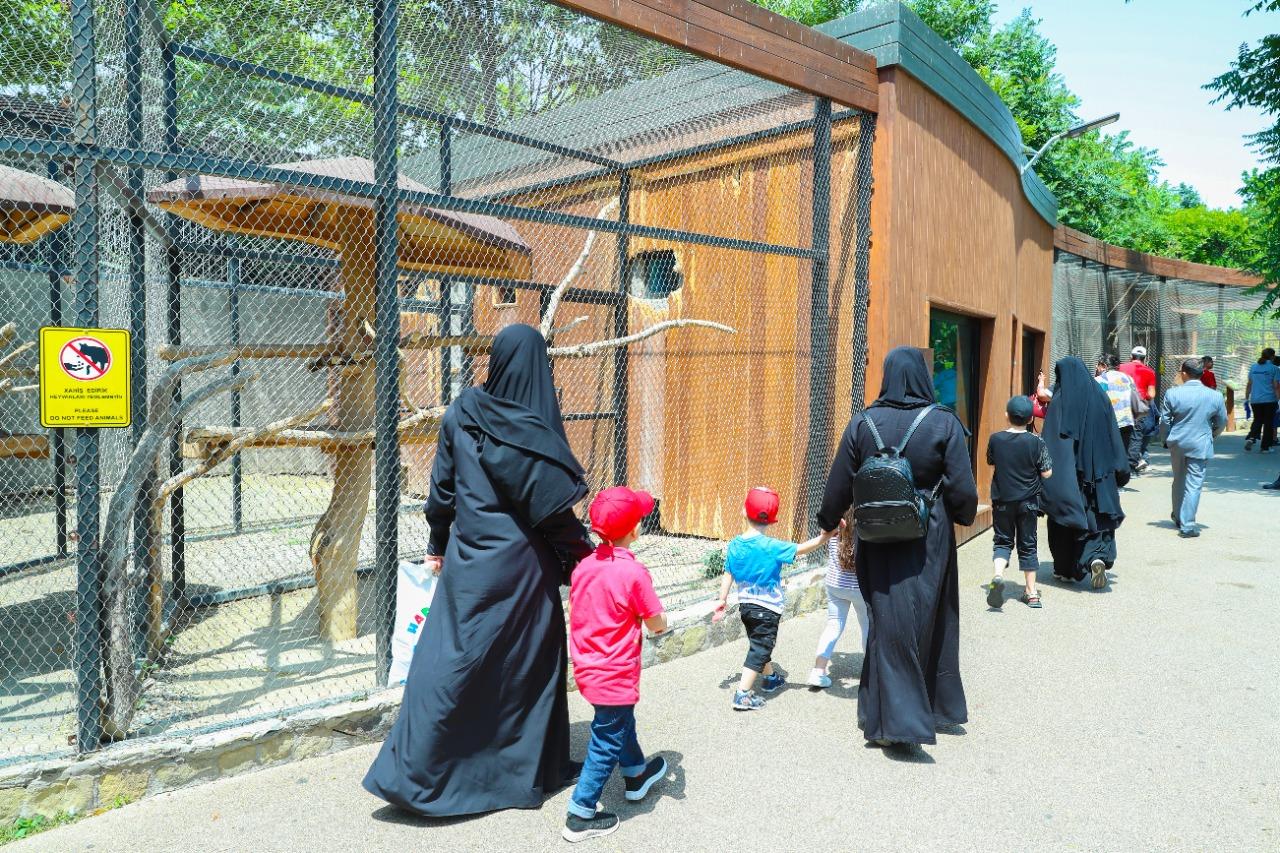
[310,223,377,642]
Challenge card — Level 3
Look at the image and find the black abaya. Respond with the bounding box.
[817,347,978,746]
[363,325,593,817]
[1040,357,1129,580]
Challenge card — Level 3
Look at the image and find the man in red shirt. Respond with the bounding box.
[1118,346,1158,472]
[1200,356,1218,390]
[564,487,669,842]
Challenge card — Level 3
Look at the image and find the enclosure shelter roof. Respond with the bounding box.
[1055,225,1263,288]
[404,61,839,200]
[0,164,75,244]
[147,156,532,279]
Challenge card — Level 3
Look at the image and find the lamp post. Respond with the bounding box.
[1021,113,1120,175]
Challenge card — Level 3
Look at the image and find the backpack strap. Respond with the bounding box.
[858,412,890,453]
[895,404,938,454]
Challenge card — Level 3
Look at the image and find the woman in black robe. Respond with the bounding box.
[1040,356,1129,586]
[363,324,594,817]
[817,347,979,747]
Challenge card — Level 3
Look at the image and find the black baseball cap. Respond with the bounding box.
[1006,395,1034,420]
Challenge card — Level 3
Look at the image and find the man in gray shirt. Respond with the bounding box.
[1160,358,1229,538]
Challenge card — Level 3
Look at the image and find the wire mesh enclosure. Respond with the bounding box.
[1051,250,1280,403]
[0,0,874,764]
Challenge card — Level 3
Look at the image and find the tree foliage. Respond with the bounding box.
[1204,0,1280,311]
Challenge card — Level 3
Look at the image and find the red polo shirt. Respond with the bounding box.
[569,545,663,706]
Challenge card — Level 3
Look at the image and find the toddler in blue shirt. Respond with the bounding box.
[715,486,831,710]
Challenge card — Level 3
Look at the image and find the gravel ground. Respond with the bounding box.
[11,435,1280,852]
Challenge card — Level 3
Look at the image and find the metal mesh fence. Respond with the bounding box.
[0,0,873,763]
[1051,251,1280,410]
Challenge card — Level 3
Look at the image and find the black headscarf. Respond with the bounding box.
[482,323,570,443]
[454,324,586,526]
[872,346,936,410]
[1040,356,1128,529]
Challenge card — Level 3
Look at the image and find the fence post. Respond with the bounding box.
[228,257,243,533]
[69,0,104,753]
[850,111,876,415]
[123,0,154,662]
[44,160,69,560]
[160,40,187,610]
[804,98,833,532]
[439,119,454,403]
[372,0,403,686]
[612,172,631,487]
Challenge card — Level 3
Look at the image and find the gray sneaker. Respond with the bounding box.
[732,689,764,711]
[987,575,1005,609]
[1090,559,1108,589]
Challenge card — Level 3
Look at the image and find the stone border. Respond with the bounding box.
[0,569,829,823]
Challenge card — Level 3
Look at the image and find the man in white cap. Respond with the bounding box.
[1118,345,1158,471]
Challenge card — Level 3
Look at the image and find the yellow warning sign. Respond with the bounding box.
[39,326,132,428]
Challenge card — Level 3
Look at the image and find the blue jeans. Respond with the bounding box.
[1169,447,1207,533]
[568,705,646,818]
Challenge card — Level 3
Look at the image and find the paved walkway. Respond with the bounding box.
[14,436,1280,852]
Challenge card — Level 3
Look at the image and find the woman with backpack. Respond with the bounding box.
[1040,356,1129,588]
[817,347,979,748]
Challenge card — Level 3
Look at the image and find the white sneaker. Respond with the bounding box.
[807,671,832,689]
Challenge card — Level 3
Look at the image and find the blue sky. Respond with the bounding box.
[994,0,1278,208]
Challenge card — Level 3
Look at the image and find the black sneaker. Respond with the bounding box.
[563,810,620,843]
[623,756,668,802]
[986,575,1005,609]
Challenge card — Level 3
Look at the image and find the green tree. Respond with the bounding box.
[1204,1,1280,312]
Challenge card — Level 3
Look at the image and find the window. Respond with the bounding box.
[929,309,982,464]
[629,250,682,301]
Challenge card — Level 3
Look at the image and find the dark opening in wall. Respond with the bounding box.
[629,250,682,301]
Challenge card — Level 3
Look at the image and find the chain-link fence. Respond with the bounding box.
[1052,250,1280,407]
[0,0,874,764]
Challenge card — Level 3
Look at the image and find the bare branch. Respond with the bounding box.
[0,322,16,349]
[541,197,620,339]
[0,340,34,372]
[548,319,736,359]
[174,371,260,422]
[551,315,590,337]
[159,399,332,501]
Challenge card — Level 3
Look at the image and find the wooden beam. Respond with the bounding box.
[1054,225,1263,288]
[548,0,880,114]
[0,434,50,460]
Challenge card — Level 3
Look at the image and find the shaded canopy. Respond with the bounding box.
[146,156,532,279]
[0,164,74,244]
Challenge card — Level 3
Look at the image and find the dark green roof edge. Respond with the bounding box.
[819,3,1058,227]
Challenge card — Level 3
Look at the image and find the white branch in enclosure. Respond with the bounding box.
[548,319,736,359]
[540,197,620,339]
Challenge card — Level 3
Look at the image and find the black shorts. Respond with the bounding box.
[739,604,781,673]
[992,500,1039,570]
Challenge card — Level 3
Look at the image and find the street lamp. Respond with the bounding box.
[1021,113,1120,175]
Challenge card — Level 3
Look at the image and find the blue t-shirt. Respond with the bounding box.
[725,531,798,614]
[1248,361,1280,404]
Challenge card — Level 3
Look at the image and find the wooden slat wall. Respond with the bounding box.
[868,68,1055,517]
[402,125,862,542]
[1054,225,1263,287]
[549,0,880,113]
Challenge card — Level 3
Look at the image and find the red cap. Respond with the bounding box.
[744,486,780,525]
[589,487,655,542]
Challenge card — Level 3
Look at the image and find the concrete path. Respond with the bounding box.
[13,436,1280,852]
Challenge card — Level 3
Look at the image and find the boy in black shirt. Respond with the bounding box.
[986,396,1052,609]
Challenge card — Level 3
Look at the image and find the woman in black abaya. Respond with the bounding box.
[363,324,594,817]
[817,347,978,747]
[1040,356,1129,587]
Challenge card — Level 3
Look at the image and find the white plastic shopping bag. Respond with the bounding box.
[389,559,438,684]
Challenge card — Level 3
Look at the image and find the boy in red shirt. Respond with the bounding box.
[563,487,668,843]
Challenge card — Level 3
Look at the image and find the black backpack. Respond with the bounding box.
[852,405,943,543]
